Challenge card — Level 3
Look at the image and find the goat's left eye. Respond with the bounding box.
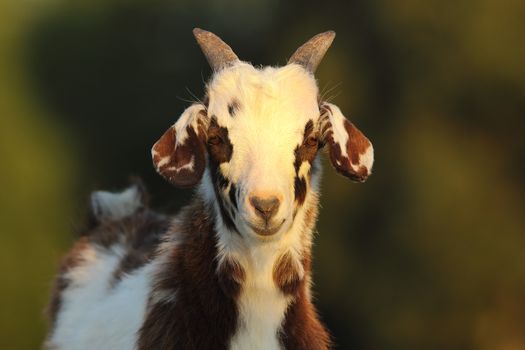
[305,136,319,147]
[208,136,223,146]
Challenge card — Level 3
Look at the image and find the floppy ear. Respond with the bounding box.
[152,104,208,187]
[320,102,374,182]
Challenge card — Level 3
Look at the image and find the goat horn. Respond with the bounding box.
[193,28,239,71]
[288,31,336,72]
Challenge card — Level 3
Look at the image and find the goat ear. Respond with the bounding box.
[320,102,374,182]
[152,104,207,187]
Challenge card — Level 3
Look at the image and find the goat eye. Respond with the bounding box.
[208,136,223,146]
[305,136,319,147]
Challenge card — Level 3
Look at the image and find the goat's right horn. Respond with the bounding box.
[288,31,336,72]
[193,28,239,71]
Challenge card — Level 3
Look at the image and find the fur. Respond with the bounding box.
[47,35,374,350]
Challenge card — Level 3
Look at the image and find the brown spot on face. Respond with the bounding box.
[292,120,319,205]
[210,168,239,234]
[294,120,318,173]
[228,183,238,210]
[273,252,303,295]
[207,116,239,234]
[294,176,307,205]
[227,99,240,117]
[207,116,233,163]
[137,200,241,350]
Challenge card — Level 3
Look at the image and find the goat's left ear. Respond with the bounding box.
[152,104,207,187]
[320,102,374,182]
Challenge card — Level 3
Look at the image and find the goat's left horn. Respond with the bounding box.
[288,31,336,72]
[193,28,239,71]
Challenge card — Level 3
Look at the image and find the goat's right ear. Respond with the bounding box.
[320,102,374,182]
[152,104,207,187]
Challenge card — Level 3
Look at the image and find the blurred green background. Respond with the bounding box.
[1,0,525,349]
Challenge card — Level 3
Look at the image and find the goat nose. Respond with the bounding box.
[249,196,280,221]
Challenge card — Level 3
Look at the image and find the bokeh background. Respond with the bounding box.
[2,0,525,349]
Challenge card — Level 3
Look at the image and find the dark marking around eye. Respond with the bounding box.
[294,176,307,205]
[229,183,238,210]
[216,170,229,191]
[210,168,239,235]
[227,99,240,117]
[207,116,238,234]
[304,119,314,136]
[293,120,318,172]
[292,119,319,205]
[208,116,233,163]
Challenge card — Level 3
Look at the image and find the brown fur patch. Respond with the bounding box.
[294,120,318,173]
[273,252,303,295]
[137,200,243,350]
[227,99,240,117]
[207,116,233,163]
[207,116,239,234]
[293,119,319,205]
[279,286,332,350]
[294,176,307,205]
[344,119,371,166]
[218,258,245,298]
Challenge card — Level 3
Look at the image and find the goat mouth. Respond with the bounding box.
[249,220,285,237]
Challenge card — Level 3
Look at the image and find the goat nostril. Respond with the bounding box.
[249,196,280,221]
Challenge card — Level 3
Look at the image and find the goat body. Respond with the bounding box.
[45,29,374,350]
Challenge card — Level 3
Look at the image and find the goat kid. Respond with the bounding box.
[45,29,374,350]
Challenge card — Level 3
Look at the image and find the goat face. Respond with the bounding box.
[152,29,374,240]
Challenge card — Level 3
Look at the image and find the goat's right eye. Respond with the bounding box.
[208,136,223,145]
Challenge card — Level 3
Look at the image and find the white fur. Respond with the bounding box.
[47,245,154,350]
[91,186,142,221]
